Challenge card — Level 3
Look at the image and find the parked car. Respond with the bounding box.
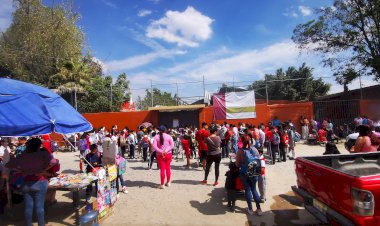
[344,132,380,152]
[292,152,380,226]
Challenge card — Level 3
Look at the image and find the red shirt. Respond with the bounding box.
[196,129,209,151]
[41,134,52,154]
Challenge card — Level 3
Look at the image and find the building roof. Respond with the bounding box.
[148,104,206,112]
[315,84,380,101]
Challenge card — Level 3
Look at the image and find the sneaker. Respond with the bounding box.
[122,187,129,194]
[260,198,266,203]
[247,208,254,215]
[256,209,263,216]
[200,180,207,185]
[158,185,165,189]
[165,182,171,187]
[213,181,219,187]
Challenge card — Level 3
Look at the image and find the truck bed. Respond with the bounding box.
[301,152,380,177]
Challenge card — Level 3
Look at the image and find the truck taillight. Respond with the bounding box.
[351,187,374,216]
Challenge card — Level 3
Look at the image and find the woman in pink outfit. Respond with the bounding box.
[152,125,174,189]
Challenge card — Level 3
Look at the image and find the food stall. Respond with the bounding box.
[0,78,111,225]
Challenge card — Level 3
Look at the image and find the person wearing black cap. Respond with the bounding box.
[152,125,174,189]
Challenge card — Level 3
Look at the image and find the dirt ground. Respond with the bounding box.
[1,142,349,226]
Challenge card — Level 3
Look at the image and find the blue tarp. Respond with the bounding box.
[0,78,93,136]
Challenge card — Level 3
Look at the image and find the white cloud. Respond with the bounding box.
[105,49,186,72]
[146,6,213,47]
[101,0,117,8]
[283,7,298,18]
[0,0,15,32]
[92,57,109,74]
[148,0,160,4]
[138,9,152,17]
[328,78,378,94]
[299,5,312,16]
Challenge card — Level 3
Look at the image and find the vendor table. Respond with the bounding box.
[48,174,98,226]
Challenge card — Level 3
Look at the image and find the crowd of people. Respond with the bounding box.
[2,114,380,224]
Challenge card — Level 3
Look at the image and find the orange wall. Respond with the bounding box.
[83,111,158,131]
[82,102,313,131]
[360,100,380,120]
[199,102,313,130]
[269,102,313,131]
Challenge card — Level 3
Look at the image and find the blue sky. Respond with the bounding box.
[0,0,376,102]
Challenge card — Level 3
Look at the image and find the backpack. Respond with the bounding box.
[294,132,301,142]
[79,139,87,151]
[271,133,280,145]
[240,149,261,178]
[119,136,126,147]
[116,156,127,175]
[141,137,150,149]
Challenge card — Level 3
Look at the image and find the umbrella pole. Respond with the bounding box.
[62,135,95,170]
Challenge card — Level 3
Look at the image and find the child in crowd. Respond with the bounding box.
[225,161,239,212]
[85,144,102,202]
[323,142,341,155]
[257,148,266,203]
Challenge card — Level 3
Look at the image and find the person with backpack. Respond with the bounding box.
[257,148,266,203]
[148,132,159,170]
[201,124,222,186]
[235,134,263,216]
[270,128,281,164]
[128,131,136,159]
[181,130,192,168]
[119,131,127,158]
[279,125,289,162]
[140,133,150,162]
[286,123,296,160]
[115,154,128,194]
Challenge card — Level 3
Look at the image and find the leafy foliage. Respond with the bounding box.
[0,0,84,85]
[77,73,131,113]
[250,64,330,101]
[136,88,177,110]
[292,0,380,84]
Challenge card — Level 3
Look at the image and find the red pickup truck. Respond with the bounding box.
[292,152,380,226]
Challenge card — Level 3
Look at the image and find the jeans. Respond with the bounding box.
[116,174,126,193]
[258,174,266,200]
[149,152,158,169]
[239,174,261,210]
[157,153,172,185]
[204,154,222,181]
[22,180,48,226]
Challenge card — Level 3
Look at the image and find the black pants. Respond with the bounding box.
[227,189,237,209]
[204,154,222,181]
[190,148,196,158]
[221,139,228,158]
[279,144,286,162]
[143,147,148,162]
[120,146,126,158]
[129,144,135,159]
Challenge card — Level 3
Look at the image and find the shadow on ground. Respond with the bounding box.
[124,180,157,188]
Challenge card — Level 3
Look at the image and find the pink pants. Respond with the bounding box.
[157,153,172,185]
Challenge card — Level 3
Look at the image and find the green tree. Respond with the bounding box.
[250,64,330,101]
[77,73,131,113]
[136,88,177,110]
[292,0,380,86]
[0,0,84,85]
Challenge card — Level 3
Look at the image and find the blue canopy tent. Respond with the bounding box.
[0,78,92,136]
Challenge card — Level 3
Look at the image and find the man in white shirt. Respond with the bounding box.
[128,131,136,159]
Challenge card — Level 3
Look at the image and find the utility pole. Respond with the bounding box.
[74,84,77,110]
[202,75,206,104]
[359,74,363,100]
[150,79,153,107]
[110,83,113,110]
[265,75,269,105]
[176,82,179,106]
